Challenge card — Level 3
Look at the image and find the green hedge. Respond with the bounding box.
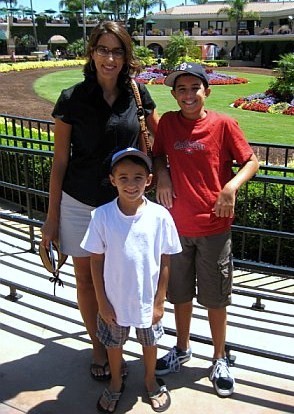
[233,180,294,267]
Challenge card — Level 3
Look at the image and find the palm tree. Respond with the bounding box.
[135,0,166,46]
[105,0,124,20]
[217,0,259,59]
[0,0,17,7]
[164,31,201,68]
[91,0,108,21]
[191,0,208,4]
[158,0,166,11]
[59,0,96,54]
[59,0,95,13]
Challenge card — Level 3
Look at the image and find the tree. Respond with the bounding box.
[158,0,166,11]
[269,53,294,101]
[0,0,17,8]
[29,0,38,49]
[59,0,95,54]
[135,0,166,46]
[217,0,259,59]
[191,0,208,4]
[164,32,201,68]
[59,0,96,13]
[134,45,155,66]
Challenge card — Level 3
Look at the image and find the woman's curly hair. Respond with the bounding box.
[84,21,141,84]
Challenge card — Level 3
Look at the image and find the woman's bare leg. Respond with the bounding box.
[73,256,107,373]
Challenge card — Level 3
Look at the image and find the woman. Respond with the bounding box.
[41,21,159,381]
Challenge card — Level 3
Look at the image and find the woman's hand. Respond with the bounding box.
[41,218,59,249]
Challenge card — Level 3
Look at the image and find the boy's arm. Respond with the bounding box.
[153,254,170,324]
[213,153,259,218]
[90,253,116,325]
[154,156,175,209]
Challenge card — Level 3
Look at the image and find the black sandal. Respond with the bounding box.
[90,361,111,381]
[91,360,128,381]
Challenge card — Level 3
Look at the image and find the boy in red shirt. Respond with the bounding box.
[153,62,259,397]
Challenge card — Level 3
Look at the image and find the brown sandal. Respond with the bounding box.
[148,379,171,412]
[97,383,125,413]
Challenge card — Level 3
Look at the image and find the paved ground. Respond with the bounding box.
[1,215,293,414]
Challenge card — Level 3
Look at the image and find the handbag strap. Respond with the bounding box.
[39,241,66,295]
[130,79,152,157]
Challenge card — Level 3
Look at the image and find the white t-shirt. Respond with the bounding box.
[81,197,182,328]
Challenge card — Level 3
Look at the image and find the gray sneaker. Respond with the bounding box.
[209,358,235,397]
[155,346,192,376]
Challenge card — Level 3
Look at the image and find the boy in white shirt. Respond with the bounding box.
[81,148,182,413]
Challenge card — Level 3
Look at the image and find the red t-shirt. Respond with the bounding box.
[152,110,253,237]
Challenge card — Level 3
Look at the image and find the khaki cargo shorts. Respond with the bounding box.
[168,231,233,308]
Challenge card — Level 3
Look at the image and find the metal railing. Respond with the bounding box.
[1,114,293,273]
[1,114,293,365]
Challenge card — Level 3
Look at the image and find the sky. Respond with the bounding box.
[17,0,184,15]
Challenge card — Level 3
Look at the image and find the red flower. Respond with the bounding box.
[282,106,294,115]
[233,98,246,107]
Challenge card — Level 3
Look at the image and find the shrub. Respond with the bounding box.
[134,46,156,67]
[163,32,201,68]
[234,179,294,267]
[269,53,294,102]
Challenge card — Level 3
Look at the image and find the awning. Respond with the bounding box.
[48,35,68,44]
[44,9,57,14]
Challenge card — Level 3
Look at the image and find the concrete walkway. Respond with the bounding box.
[1,217,294,414]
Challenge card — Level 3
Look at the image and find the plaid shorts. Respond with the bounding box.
[96,314,164,348]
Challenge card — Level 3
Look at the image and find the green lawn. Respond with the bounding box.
[34,69,294,145]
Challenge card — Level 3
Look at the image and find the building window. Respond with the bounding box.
[180,21,194,35]
[208,21,223,35]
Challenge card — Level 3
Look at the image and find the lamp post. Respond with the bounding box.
[82,0,87,55]
[30,0,38,50]
[288,15,293,33]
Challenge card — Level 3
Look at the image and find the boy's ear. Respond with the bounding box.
[109,173,117,187]
[205,87,211,98]
[145,173,153,187]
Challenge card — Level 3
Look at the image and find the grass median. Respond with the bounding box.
[34,69,293,145]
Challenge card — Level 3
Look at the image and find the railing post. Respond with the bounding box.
[5,285,23,302]
[23,152,36,252]
[252,296,265,310]
[225,348,236,366]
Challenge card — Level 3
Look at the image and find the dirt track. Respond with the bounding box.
[0,67,68,120]
[0,66,274,120]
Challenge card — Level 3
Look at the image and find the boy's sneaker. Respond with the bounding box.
[209,358,235,397]
[155,346,192,376]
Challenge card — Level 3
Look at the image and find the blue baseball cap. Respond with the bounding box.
[164,62,209,88]
[111,147,152,172]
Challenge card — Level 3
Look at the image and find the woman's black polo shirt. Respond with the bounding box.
[52,77,156,207]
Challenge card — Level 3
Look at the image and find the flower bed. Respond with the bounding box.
[0,59,85,73]
[233,91,294,116]
[134,67,248,85]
